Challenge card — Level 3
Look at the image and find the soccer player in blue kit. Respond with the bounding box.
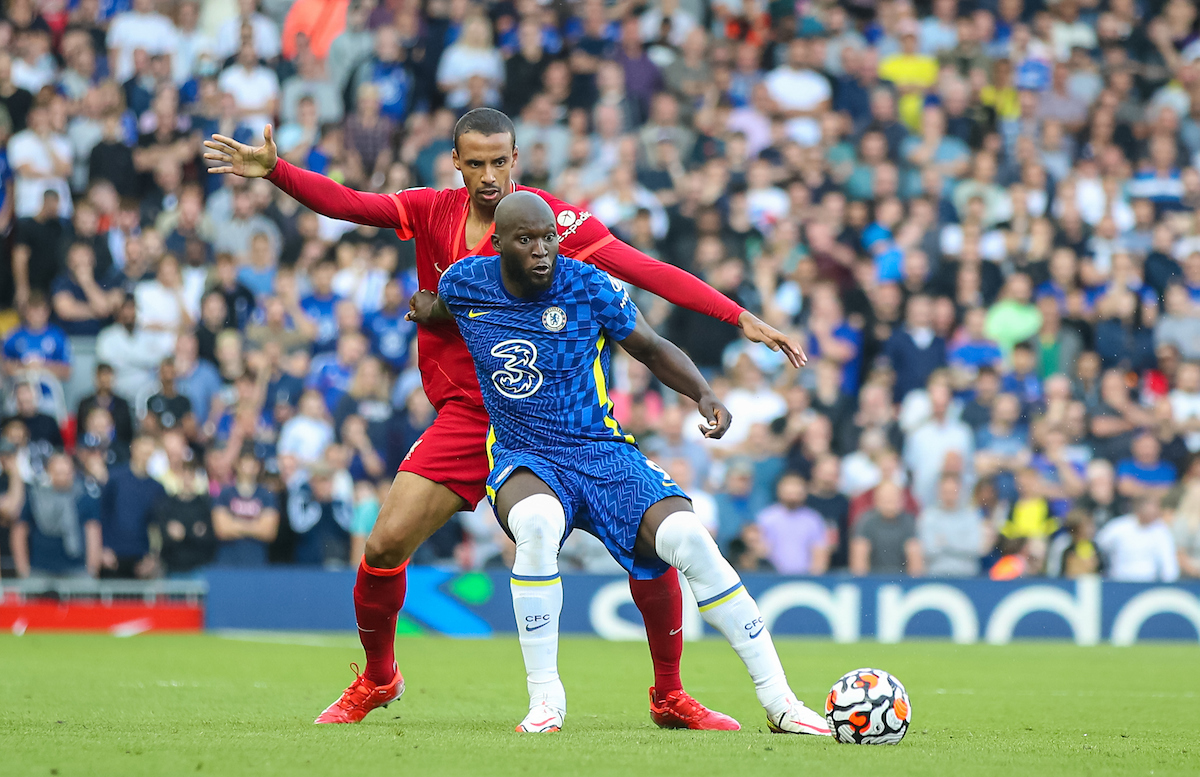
[409,191,831,736]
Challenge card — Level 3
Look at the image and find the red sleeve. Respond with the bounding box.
[265,159,420,237]
[530,186,745,326]
[585,239,745,326]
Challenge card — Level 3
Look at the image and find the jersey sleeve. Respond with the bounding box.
[265,159,433,237]
[435,261,468,314]
[587,266,638,342]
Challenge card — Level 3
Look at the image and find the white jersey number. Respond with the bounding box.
[491,339,544,399]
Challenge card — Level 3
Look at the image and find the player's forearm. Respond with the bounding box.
[588,240,745,325]
[635,335,713,405]
[265,158,403,229]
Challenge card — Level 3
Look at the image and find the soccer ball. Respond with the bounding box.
[825,668,911,745]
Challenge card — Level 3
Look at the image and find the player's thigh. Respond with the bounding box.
[365,471,468,565]
[635,496,694,559]
[493,468,558,535]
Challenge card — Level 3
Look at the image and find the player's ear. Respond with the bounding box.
[451,147,461,171]
[511,145,518,170]
[491,233,501,253]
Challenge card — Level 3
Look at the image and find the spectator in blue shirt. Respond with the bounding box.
[949,307,1003,379]
[213,449,279,567]
[308,331,368,412]
[99,436,166,578]
[804,281,863,395]
[3,292,71,382]
[1116,432,1177,501]
[300,259,342,354]
[363,278,415,373]
[885,293,947,401]
[1001,341,1044,409]
[10,453,102,577]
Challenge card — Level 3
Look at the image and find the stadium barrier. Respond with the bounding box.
[198,569,1200,645]
[0,578,206,634]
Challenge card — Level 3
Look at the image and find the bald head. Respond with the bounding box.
[494,191,555,236]
[492,191,560,296]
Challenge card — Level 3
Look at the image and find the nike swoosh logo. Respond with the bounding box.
[528,717,556,727]
[469,310,492,318]
[525,621,551,631]
[668,627,683,636]
[748,626,764,639]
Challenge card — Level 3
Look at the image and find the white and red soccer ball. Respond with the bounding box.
[825,668,911,745]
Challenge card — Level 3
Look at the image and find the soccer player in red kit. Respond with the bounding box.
[204,108,805,728]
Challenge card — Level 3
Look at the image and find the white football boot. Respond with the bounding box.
[767,698,833,736]
[515,700,565,733]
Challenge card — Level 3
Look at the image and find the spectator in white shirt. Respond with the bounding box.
[1095,495,1181,582]
[277,389,335,467]
[216,0,281,62]
[95,296,176,403]
[638,0,699,49]
[107,0,179,83]
[134,253,192,355]
[763,37,831,147]
[173,0,216,84]
[436,15,504,110]
[7,105,73,219]
[217,42,280,137]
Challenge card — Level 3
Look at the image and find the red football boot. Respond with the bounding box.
[649,687,741,731]
[314,663,405,724]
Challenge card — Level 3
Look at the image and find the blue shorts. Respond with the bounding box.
[487,440,688,580]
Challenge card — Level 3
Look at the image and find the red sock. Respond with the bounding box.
[353,559,408,685]
[629,568,684,704]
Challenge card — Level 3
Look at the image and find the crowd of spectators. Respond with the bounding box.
[2,0,1200,584]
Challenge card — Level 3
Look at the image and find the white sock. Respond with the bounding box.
[655,510,794,719]
[508,493,567,712]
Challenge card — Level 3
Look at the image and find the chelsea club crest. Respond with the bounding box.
[542,306,567,332]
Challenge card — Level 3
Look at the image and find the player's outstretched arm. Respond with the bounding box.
[617,312,731,439]
[204,126,404,230]
[586,239,807,368]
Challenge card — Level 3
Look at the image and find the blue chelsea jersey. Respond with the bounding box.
[438,254,638,451]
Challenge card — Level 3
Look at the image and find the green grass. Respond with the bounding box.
[1,634,1197,777]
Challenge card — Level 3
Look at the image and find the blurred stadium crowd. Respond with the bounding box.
[1,0,1200,584]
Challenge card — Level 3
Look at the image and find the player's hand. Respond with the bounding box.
[407,290,439,324]
[203,125,278,178]
[738,311,807,369]
[697,394,732,439]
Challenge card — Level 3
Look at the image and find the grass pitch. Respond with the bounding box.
[0,633,1197,777]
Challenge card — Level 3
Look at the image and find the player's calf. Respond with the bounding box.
[652,510,830,735]
[506,492,568,724]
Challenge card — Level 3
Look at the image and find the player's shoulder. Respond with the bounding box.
[439,252,496,292]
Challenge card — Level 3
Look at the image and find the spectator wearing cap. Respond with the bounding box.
[755,473,830,576]
[287,462,353,566]
[850,481,924,576]
[3,292,71,382]
[98,435,166,578]
[919,473,984,577]
[1096,494,1180,582]
[11,452,103,577]
[213,449,278,567]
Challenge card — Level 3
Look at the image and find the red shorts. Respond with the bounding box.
[397,400,492,505]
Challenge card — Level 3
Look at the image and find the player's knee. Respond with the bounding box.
[654,511,720,572]
[507,494,566,560]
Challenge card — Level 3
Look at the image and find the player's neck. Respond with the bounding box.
[500,262,543,300]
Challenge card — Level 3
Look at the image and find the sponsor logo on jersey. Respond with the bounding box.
[541,306,567,332]
[555,210,593,240]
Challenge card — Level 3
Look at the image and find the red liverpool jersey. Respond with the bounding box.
[266,161,746,412]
